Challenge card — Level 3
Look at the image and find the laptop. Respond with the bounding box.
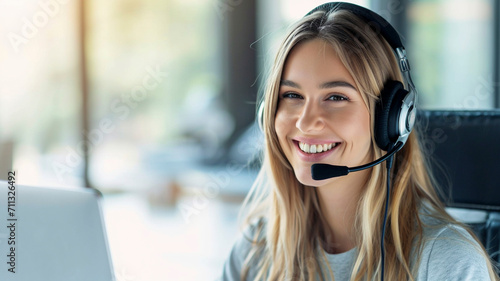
[0,180,115,281]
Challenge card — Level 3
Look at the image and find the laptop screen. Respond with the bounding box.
[0,179,115,281]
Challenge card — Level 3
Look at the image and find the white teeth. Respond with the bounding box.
[298,142,337,154]
[310,145,316,153]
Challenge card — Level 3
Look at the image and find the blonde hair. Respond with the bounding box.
[240,9,499,281]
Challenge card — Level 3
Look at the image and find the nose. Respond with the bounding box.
[296,101,325,133]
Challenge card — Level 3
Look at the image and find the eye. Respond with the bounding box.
[327,94,349,102]
[281,92,303,99]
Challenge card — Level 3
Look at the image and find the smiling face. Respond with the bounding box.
[274,38,373,187]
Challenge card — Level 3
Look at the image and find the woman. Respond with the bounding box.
[222,3,499,281]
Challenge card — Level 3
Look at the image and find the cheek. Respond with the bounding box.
[274,108,293,145]
[359,109,372,138]
[330,106,372,150]
[351,109,372,153]
[355,110,371,138]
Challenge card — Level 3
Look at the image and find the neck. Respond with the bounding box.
[315,167,371,254]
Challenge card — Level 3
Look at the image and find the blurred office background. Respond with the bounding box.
[0,0,498,280]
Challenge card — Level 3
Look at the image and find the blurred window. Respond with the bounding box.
[407,0,495,109]
[0,0,221,189]
[87,0,221,189]
[0,1,82,185]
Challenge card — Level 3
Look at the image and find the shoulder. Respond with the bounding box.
[221,218,266,281]
[415,215,491,280]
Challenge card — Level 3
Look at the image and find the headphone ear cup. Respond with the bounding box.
[374,80,407,151]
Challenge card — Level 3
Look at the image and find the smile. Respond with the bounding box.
[298,142,339,154]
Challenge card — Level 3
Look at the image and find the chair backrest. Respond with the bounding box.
[418,110,500,265]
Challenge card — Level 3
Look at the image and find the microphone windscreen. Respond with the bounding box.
[311,164,349,180]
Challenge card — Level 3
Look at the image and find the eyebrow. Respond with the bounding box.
[280,79,356,90]
[319,81,356,90]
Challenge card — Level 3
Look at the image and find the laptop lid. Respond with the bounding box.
[0,179,115,281]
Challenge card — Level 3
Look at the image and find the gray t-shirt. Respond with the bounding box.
[221,215,492,281]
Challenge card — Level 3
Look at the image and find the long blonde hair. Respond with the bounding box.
[240,9,499,281]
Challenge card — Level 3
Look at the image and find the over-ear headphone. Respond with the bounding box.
[306,2,417,151]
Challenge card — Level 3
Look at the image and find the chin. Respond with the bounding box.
[294,166,332,187]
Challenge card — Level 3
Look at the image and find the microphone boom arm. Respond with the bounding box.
[349,142,403,173]
[311,141,404,180]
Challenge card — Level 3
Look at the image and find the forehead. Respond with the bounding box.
[281,38,356,86]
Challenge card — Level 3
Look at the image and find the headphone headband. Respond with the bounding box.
[306,2,404,51]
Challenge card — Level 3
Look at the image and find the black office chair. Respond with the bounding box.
[418,110,500,266]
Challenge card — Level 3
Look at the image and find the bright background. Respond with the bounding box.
[0,0,498,280]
